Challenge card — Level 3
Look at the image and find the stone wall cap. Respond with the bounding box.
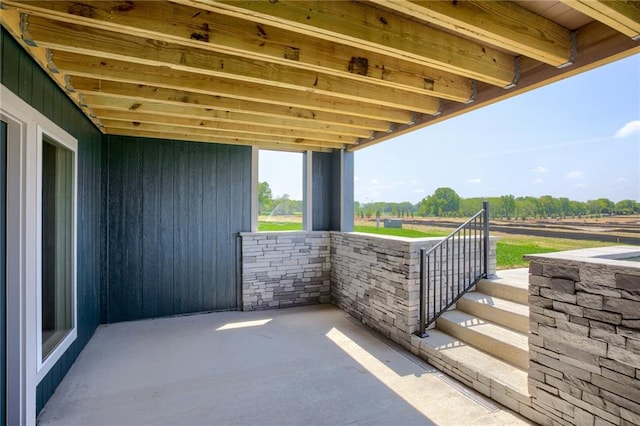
[526,246,640,270]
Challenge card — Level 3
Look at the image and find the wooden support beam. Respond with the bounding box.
[371,0,572,66]
[560,0,640,39]
[103,122,344,150]
[178,0,515,87]
[94,108,358,145]
[69,77,391,132]
[50,50,417,123]
[22,15,443,114]
[105,128,334,153]
[5,0,473,102]
[84,94,373,139]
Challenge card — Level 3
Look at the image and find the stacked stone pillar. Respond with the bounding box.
[527,252,640,426]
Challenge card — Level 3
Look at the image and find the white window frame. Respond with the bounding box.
[1,84,78,426]
[35,123,78,381]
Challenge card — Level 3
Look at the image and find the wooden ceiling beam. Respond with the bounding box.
[94,108,358,145]
[103,121,345,150]
[84,94,373,139]
[5,0,473,102]
[178,0,516,87]
[560,0,640,39]
[371,0,572,67]
[69,77,391,132]
[21,14,443,115]
[50,50,416,123]
[105,128,334,153]
[0,8,104,130]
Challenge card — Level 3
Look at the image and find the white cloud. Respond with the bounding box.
[370,178,379,184]
[531,166,548,173]
[567,171,584,179]
[534,179,543,184]
[412,189,426,194]
[573,183,588,189]
[611,177,628,184]
[467,178,482,184]
[354,176,360,182]
[410,180,418,185]
[615,120,640,139]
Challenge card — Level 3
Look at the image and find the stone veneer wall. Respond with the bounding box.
[241,232,331,311]
[527,249,640,426]
[330,232,497,350]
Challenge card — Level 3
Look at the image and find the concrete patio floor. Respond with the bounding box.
[38,305,530,425]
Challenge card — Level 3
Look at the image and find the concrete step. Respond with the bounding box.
[476,268,529,304]
[457,292,529,334]
[436,310,529,369]
[413,329,534,419]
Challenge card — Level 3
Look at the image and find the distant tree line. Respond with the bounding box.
[355,187,639,220]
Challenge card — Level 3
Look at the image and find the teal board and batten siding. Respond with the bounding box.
[1,121,7,426]
[104,136,251,323]
[1,29,105,413]
[312,151,354,232]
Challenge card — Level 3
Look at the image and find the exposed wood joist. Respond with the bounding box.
[351,20,640,151]
[4,0,474,102]
[370,0,572,66]
[560,0,640,40]
[68,77,391,132]
[20,13,442,115]
[106,128,334,153]
[2,1,638,153]
[104,122,341,150]
[84,95,373,139]
[49,50,417,123]
[95,108,358,145]
[174,0,517,87]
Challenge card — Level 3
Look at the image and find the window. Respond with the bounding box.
[40,136,74,360]
[258,150,303,231]
[36,125,77,377]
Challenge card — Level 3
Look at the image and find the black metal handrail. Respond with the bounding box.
[415,201,490,337]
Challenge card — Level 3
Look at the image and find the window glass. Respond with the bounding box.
[258,150,303,231]
[41,136,74,359]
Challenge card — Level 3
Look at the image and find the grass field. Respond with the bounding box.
[258,220,618,269]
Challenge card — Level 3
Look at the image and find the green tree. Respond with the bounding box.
[258,181,273,214]
[615,199,637,215]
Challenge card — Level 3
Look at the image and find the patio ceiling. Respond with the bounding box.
[1,1,639,153]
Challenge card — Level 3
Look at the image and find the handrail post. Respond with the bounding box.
[416,248,428,337]
[483,200,490,278]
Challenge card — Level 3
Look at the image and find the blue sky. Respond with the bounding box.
[260,54,639,204]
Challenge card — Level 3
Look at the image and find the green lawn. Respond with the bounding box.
[258,221,303,231]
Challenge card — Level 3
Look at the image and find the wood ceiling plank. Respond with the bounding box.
[84,94,373,139]
[23,15,442,115]
[372,0,572,66]
[69,77,391,132]
[50,50,416,123]
[103,121,344,150]
[7,0,473,102]
[180,0,515,87]
[94,108,358,144]
[560,0,640,39]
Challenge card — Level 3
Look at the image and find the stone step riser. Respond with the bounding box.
[476,280,528,304]
[456,297,529,334]
[436,316,529,369]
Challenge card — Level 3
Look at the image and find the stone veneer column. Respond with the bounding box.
[527,248,640,426]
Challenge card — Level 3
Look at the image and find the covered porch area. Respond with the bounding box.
[37,305,527,425]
